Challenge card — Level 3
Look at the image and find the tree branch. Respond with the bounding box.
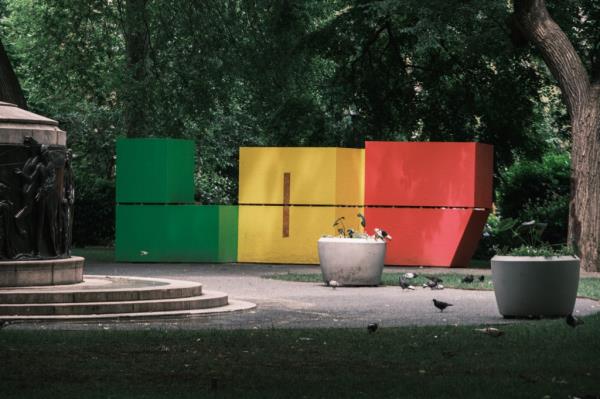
[513,0,591,118]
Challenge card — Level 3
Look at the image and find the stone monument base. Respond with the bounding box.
[0,256,84,287]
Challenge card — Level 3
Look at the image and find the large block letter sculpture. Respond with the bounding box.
[364,142,493,267]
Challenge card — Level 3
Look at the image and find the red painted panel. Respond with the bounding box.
[365,142,493,208]
[364,207,489,267]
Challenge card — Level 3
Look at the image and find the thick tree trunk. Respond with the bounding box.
[0,39,27,109]
[513,0,600,271]
[122,0,149,137]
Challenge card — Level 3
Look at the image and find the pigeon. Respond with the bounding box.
[374,228,392,241]
[329,280,340,290]
[474,327,504,337]
[461,274,474,283]
[423,275,443,284]
[433,299,453,312]
[478,275,485,282]
[399,277,415,290]
[347,228,355,238]
[403,272,418,279]
[566,314,584,328]
[367,322,378,333]
[357,213,366,228]
[424,280,440,289]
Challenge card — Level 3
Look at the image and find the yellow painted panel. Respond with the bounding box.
[237,206,364,264]
[336,148,365,205]
[239,147,364,205]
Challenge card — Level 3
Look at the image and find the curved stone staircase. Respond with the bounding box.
[0,275,255,320]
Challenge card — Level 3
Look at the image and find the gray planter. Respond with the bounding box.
[317,237,386,286]
[491,255,580,318]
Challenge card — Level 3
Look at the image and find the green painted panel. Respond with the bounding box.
[115,205,238,262]
[218,206,238,262]
[116,138,195,203]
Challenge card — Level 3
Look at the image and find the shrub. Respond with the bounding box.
[497,152,570,245]
[72,175,115,247]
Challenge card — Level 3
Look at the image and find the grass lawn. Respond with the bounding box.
[1,318,599,398]
[14,249,596,397]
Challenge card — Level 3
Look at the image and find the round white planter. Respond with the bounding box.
[317,237,386,286]
[491,255,580,318]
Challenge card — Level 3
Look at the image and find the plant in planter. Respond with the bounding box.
[490,218,579,318]
[318,214,391,286]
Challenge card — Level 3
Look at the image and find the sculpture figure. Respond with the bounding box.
[14,138,59,256]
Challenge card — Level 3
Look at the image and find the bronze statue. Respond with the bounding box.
[14,138,60,257]
[0,182,16,258]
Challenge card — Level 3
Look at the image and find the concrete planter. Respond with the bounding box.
[491,255,580,318]
[317,237,386,286]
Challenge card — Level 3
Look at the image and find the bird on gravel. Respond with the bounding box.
[329,280,340,290]
[424,280,443,290]
[566,314,584,328]
[433,299,453,312]
[423,275,443,284]
[399,277,415,290]
[461,274,474,283]
[367,323,378,333]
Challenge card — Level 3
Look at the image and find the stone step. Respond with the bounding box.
[0,291,228,316]
[0,276,203,304]
[0,299,256,320]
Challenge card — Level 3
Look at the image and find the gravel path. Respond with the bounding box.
[7,262,599,331]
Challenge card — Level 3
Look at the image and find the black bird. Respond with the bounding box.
[461,274,474,283]
[566,314,584,328]
[357,213,366,228]
[367,322,378,333]
[374,228,392,241]
[399,277,415,290]
[433,299,453,312]
[399,277,410,289]
[424,275,443,284]
[424,280,439,289]
[478,275,485,282]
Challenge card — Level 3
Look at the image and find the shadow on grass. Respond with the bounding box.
[1,316,599,398]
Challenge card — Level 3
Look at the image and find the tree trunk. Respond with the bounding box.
[0,39,27,109]
[513,0,600,271]
[122,0,149,137]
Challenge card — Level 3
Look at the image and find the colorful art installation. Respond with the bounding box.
[115,139,493,267]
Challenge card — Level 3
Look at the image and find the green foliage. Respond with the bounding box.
[3,0,596,245]
[484,216,575,257]
[72,174,115,247]
[497,152,571,245]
